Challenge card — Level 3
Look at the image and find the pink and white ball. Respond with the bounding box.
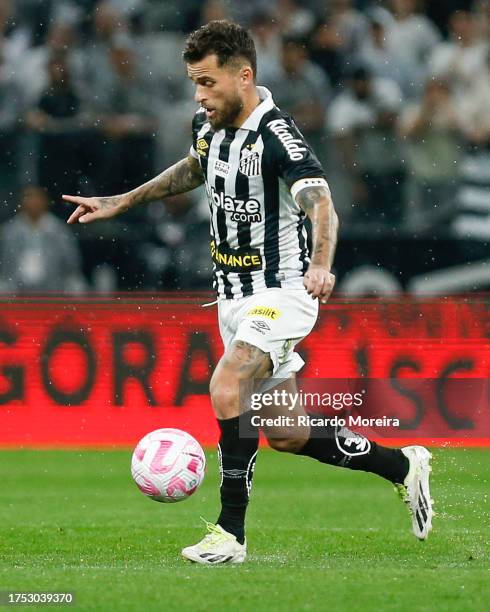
[131,428,206,503]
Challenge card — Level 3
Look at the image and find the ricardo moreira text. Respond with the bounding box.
[249,414,401,428]
[249,390,364,411]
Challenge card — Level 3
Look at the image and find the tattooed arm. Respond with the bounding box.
[296,185,339,303]
[64,154,204,224]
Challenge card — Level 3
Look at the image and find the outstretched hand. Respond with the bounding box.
[63,194,128,224]
[303,264,335,304]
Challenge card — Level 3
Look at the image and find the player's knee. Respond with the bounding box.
[209,368,238,415]
[209,380,235,406]
[267,436,308,453]
[210,342,272,418]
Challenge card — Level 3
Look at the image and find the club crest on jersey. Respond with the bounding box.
[239,145,261,177]
[196,138,209,157]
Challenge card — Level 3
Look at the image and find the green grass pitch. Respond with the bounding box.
[0,448,489,611]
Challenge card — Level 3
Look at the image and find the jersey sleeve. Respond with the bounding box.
[266,114,330,200]
[189,108,207,159]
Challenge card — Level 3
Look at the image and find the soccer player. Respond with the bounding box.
[64,21,433,565]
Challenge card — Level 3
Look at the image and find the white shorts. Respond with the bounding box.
[217,288,319,378]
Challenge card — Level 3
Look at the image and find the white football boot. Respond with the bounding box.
[182,520,246,565]
[396,445,434,540]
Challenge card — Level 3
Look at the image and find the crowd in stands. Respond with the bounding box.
[0,0,489,292]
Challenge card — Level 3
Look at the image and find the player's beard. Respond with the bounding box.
[210,94,243,130]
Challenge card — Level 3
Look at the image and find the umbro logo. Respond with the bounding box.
[223,469,247,478]
[250,320,271,335]
[196,138,209,157]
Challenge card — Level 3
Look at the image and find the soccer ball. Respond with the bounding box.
[131,428,206,503]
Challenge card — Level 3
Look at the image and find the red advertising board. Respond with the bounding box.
[0,296,488,447]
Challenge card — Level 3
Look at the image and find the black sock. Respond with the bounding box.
[216,415,259,544]
[296,419,409,484]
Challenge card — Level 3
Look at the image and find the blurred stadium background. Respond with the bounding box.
[0,0,489,295]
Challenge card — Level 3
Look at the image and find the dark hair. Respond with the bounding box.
[183,20,257,78]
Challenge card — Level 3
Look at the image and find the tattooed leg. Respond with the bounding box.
[209,340,271,542]
[210,340,272,419]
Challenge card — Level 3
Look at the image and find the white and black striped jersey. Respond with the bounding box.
[189,86,329,299]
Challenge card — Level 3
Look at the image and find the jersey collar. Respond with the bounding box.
[239,86,275,132]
